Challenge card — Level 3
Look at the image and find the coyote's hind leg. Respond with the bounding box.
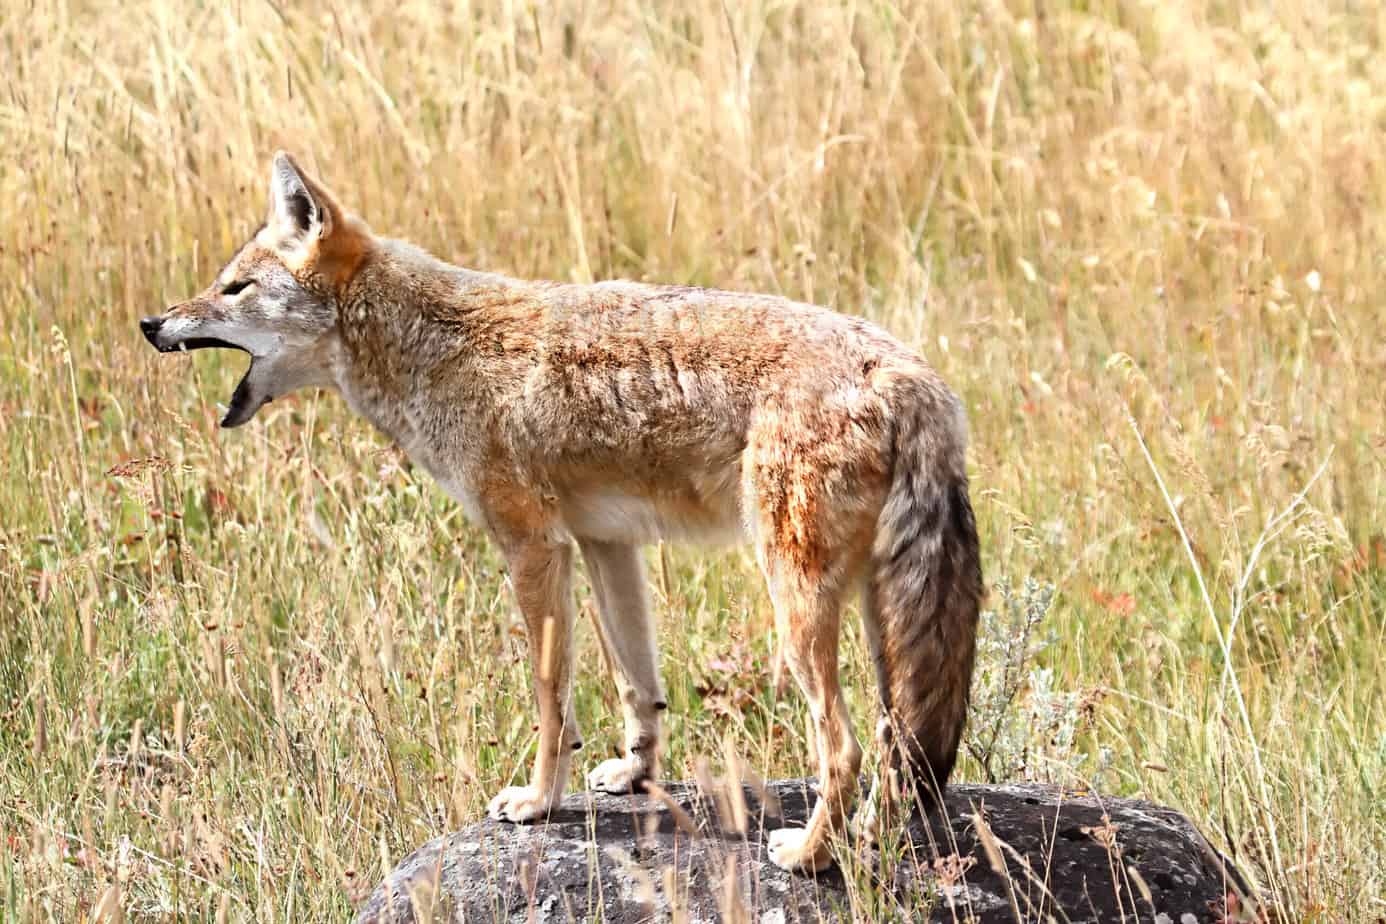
[760,568,862,872]
[743,395,889,872]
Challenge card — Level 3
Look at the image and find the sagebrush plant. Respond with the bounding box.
[1,1,1383,921]
[967,576,1095,786]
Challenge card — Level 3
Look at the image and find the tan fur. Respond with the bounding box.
[141,154,983,873]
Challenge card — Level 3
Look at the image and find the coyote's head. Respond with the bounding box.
[140,152,369,427]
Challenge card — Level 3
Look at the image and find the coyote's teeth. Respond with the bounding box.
[179,342,187,352]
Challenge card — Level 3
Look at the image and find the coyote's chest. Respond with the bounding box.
[338,376,489,523]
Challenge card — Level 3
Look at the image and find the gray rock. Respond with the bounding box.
[356,779,1249,923]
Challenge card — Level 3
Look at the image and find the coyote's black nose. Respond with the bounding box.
[139,316,163,345]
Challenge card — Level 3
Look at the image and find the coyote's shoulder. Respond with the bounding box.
[141,153,980,874]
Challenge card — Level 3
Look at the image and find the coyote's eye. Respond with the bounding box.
[222,279,253,297]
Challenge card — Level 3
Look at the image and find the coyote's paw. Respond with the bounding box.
[487,785,552,823]
[587,756,650,794]
[766,827,833,873]
[851,802,884,844]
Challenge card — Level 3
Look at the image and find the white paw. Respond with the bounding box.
[766,827,832,873]
[851,804,882,844]
[487,785,552,823]
[587,756,649,794]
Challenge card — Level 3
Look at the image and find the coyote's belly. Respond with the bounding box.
[557,463,744,545]
[559,489,740,544]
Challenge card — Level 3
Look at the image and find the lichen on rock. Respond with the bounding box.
[357,779,1249,923]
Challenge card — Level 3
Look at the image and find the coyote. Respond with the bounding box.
[140,153,981,873]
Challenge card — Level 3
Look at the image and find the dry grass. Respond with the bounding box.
[1,1,1383,920]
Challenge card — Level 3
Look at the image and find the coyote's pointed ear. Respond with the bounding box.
[267,151,343,245]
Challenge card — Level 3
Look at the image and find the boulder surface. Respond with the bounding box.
[357,778,1247,923]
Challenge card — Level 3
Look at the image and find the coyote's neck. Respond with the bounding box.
[328,238,551,459]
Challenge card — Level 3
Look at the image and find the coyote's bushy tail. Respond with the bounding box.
[868,378,982,813]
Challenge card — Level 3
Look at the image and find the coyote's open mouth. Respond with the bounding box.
[155,337,247,355]
[140,319,271,428]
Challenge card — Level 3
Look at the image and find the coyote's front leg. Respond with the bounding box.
[487,535,581,822]
[578,540,666,793]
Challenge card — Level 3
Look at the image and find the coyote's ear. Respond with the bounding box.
[267,151,343,244]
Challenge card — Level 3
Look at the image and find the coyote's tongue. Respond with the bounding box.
[221,363,269,428]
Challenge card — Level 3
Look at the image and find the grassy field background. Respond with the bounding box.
[2,1,1383,920]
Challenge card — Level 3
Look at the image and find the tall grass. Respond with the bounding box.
[1,1,1382,920]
